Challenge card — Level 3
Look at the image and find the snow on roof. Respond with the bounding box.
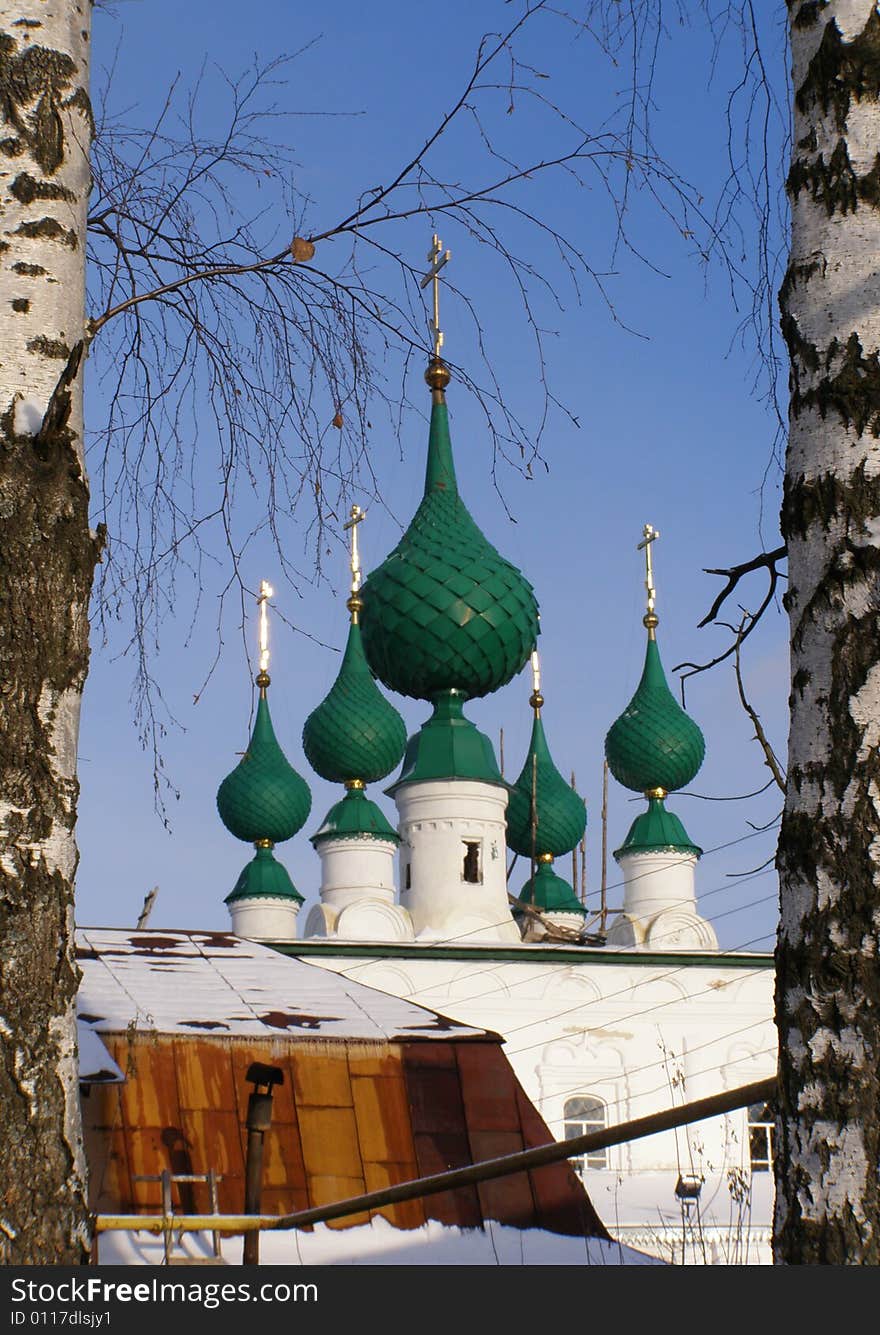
[77,1022,124,1084]
[76,928,493,1042]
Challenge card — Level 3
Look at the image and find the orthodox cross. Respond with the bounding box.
[637,523,660,618]
[343,504,366,594]
[421,233,451,359]
[257,579,274,683]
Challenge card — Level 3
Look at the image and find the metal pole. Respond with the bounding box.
[242,1063,283,1265]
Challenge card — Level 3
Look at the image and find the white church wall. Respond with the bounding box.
[299,945,775,1264]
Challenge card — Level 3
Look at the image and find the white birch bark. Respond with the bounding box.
[0,0,94,1263]
[777,0,880,1264]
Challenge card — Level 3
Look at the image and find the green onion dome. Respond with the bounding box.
[310,786,400,846]
[217,693,312,844]
[604,637,705,794]
[614,795,701,860]
[302,619,407,784]
[360,395,539,701]
[516,860,587,917]
[506,713,587,858]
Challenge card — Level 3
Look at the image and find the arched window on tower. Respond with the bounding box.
[747,1102,774,1173]
[564,1095,607,1176]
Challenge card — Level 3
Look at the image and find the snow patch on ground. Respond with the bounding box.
[96,1217,664,1267]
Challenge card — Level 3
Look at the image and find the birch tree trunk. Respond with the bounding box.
[0,1,96,1262]
[777,0,880,1264]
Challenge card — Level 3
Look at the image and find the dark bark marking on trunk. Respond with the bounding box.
[796,8,880,131]
[12,298,29,312]
[0,39,77,175]
[780,322,880,436]
[783,462,880,543]
[13,216,77,249]
[27,335,71,360]
[788,139,880,215]
[11,261,47,276]
[792,2,827,31]
[10,171,75,205]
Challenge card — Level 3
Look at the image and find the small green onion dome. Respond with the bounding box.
[302,620,407,784]
[310,786,400,846]
[217,694,311,843]
[506,714,587,858]
[516,861,587,917]
[614,795,702,860]
[360,399,539,701]
[604,637,705,794]
[225,844,304,905]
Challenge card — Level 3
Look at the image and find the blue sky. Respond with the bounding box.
[75,2,789,950]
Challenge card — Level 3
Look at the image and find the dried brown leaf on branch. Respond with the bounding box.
[291,236,316,262]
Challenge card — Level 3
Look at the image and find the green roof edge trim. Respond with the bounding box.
[271,941,773,969]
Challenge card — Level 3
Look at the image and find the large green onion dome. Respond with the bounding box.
[604,636,705,795]
[360,370,539,701]
[507,710,587,859]
[217,683,311,905]
[302,619,407,784]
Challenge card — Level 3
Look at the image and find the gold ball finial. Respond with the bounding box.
[425,358,451,393]
[643,611,659,631]
[529,689,544,713]
[346,592,364,621]
[256,669,271,691]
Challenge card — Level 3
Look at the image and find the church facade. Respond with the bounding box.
[214,294,778,1264]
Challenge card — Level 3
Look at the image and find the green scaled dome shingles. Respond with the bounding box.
[302,620,407,784]
[217,695,312,843]
[507,715,587,858]
[360,400,539,701]
[604,638,705,794]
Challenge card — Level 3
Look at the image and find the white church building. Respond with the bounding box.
[215,342,777,1265]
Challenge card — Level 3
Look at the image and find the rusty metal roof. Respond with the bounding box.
[76,929,493,1042]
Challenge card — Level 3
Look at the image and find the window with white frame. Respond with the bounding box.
[747,1101,774,1173]
[564,1095,607,1175]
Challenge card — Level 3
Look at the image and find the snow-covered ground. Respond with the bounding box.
[96,1218,664,1266]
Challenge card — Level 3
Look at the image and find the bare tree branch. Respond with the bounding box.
[674,545,787,681]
